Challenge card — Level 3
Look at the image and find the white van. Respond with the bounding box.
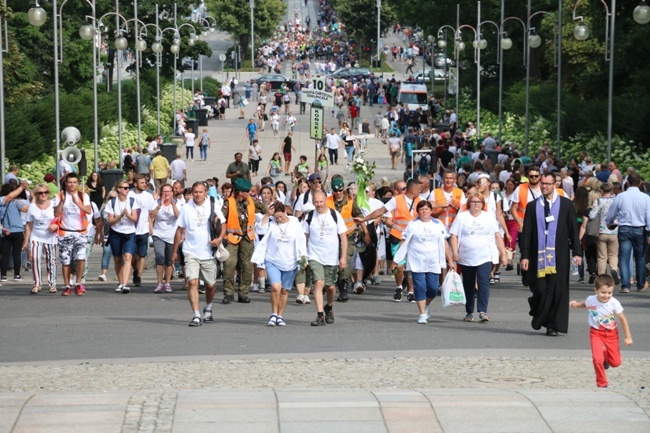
[397,83,429,112]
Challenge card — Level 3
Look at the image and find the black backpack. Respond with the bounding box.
[304,208,338,225]
[208,196,223,248]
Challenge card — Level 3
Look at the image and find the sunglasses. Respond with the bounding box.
[310,180,322,184]
[36,191,49,195]
[529,175,540,179]
[118,186,130,190]
[333,188,344,192]
[399,187,407,191]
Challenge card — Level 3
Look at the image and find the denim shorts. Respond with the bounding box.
[264,261,297,290]
[108,230,136,258]
[134,233,149,257]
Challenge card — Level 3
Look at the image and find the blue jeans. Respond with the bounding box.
[101,243,112,270]
[411,272,440,301]
[617,226,646,289]
[345,145,354,163]
[199,144,208,160]
[460,261,492,315]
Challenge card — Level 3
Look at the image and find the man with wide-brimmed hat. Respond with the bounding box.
[221,178,266,304]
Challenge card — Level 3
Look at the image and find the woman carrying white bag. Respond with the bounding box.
[394,201,454,324]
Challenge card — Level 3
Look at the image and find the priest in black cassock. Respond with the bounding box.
[520,173,582,336]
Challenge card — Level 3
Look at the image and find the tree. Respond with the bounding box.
[331,0,396,49]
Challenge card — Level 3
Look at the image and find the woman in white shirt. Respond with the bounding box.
[449,193,507,323]
[252,201,307,326]
[105,180,140,294]
[252,185,276,294]
[271,112,280,138]
[23,183,58,294]
[248,139,262,177]
[150,184,180,293]
[394,201,453,324]
[184,127,196,161]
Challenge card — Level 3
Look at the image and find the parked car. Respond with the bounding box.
[413,69,448,83]
[326,67,373,81]
[253,74,296,90]
[182,57,199,70]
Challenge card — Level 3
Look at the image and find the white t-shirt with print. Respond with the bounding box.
[105,196,139,234]
[401,218,448,273]
[302,209,347,266]
[264,216,306,271]
[59,191,91,232]
[449,210,499,266]
[26,200,58,244]
[153,202,180,244]
[585,294,624,331]
[176,199,225,261]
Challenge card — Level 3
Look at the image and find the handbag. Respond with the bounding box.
[586,203,601,238]
[441,269,466,307]
[214,243,230,262]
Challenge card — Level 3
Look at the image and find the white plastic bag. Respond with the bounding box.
[441,269,466,307]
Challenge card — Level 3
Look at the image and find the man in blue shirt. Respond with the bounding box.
[606,172,650,293]
[246,119,258,146]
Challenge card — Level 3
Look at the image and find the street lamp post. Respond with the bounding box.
[572,0,649,164]
[200,16,217,94]
[376,0,381,64]
[427,35,435,97]
[524,2,560,155]
[498,16,526,144]
[250,0,254,73]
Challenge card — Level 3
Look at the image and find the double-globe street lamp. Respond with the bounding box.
[572,0,650,164]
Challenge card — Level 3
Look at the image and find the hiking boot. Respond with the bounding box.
[311,315,326,326]
[337,282,349,302]
[324,305,334,324]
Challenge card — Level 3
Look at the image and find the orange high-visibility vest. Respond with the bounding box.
[225,196,255,244]
[432,187,464,228]
[326,196,355,235]
[389,194,420,239]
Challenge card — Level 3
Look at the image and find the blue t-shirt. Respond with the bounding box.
[246,123,257,135]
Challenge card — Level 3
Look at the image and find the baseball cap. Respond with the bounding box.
[308,173,321,182]
[331,177,345,191]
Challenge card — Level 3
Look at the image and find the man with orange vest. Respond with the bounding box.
[54,173,92,297]
[221,178,266,304]
[511,165,543,233]
[327,176,368,301]
[432,169,467,231]
[356,178,421,302]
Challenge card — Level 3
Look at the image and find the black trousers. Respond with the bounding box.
[1,231,24,277]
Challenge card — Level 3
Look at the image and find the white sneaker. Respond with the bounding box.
[303,295,311,304]
[251,284,260,292]
[425,307,430,320]
[417,314,428,324]
[296,294,305,304]
[115,284,123,293]
[98,274,107,282]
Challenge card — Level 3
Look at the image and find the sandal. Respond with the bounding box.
[30,285,41,294]
[489,278,496,285]
[463,314,473,322]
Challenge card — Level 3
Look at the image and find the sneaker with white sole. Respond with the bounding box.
[417,314,428,324]
[393,287,403,302]
[275,316,286,326]
[296,294,305,304]
[189,316,202,327]
[164,283,172,292]
[203,308,214,323]
[154,284,164,293]
[98,274,107,282]
[267,314,278,326]
[251,284,260,292]
[303,295,311,304]
[407,292,415,303]
[115,284,123,293]
[425,307,430,320]
[121,285,131,294]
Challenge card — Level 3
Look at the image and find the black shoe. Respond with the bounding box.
[133,275,141,287]
[311,315,326,326]
[238,295,251,303]
[577,278,585,283]
[611,270,620,285]
[604,361,610,370]
[545,328,558,337]
[407,292,415,303]
[505,264,514,271]
[393,287,402,302]
[203,308,214,323]
[588,273,597,285]
[189,317,202,327]
[337,282,349,302]
[222,296,232,304]
[324,305,334,324]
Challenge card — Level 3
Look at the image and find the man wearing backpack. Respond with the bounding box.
[221,178,266,304]
[172,182,226,327]
[303,191,349,326]
[54,173,92,296]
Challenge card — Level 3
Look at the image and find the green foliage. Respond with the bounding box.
[208,0,286,38]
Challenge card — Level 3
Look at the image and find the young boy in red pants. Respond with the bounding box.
[570,274,633,388]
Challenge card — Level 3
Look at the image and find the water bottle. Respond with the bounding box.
[571,258,578,276]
